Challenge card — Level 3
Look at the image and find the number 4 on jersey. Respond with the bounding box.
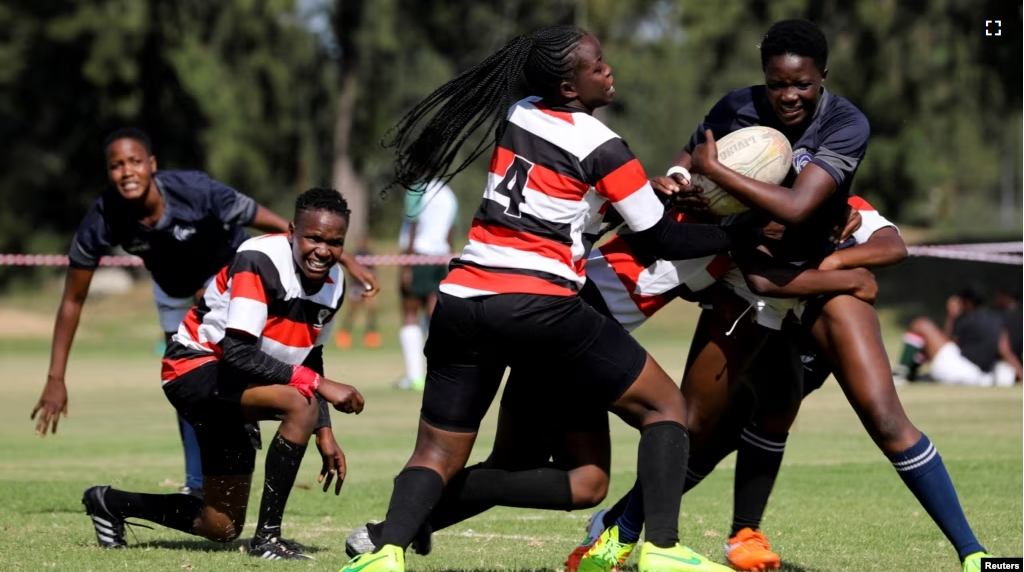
[496,155,534,218]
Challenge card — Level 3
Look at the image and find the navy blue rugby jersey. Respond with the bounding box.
[685,86,870,262]
[68,170,258,298]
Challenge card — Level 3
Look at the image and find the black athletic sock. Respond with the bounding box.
[731,426,788,536]
[601,485,634,528]
[637,421,689,548]
[422,461,575,533]
[254,432,307,540]
[104,489,202,534]
[378,467,445,550]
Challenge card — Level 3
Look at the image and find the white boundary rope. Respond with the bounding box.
[0,253,455,267]
[1,242,1020,266]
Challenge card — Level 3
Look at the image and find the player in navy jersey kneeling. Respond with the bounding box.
[81,188,365,561]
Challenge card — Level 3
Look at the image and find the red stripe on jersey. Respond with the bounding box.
[598,235,668,317]
[533,101,575,125]
[595,158,647,203]
[847,195,875,211]
[490,146,515,178]
[443,265,576,296]
[598,201,609,215]
[263,316,318,349]
[214,266,229,294]
[161,355,217,382]
[528,162,589,201]
[468,220,577,271]
[705,252,734,279]
[231,271,266,303]
[181,309,204,342]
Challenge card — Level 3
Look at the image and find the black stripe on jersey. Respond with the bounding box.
[450,259,580,290]
[474,198,572,245]
[501,121,587,183]
[229,250,286,300]
[266,297,340,328]
[579,137,636,185]
[164,340,209,361]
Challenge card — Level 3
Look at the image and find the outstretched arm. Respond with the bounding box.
[250,205,290,234]
[32,267,94,435]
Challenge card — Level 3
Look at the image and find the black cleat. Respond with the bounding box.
[248,535,314,560]
[82,485,126,549]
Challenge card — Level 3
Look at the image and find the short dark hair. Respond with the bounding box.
[760,19,829,73]
[103,127,153,155]
[959,285,988,307]
[295,187,351,222]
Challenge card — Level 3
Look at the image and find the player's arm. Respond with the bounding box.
[818,226,907,271]
[250,205,290,234]
[998,329,1023,381]
[589,141,734,261]
[339,250,379,298]
[740,250,877,303]
[32,267,94,436]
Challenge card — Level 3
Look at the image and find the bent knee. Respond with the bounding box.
[569,466,609,509]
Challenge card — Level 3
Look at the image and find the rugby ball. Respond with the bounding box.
[690,126,793,216]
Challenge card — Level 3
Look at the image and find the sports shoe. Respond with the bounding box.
[363,331,382,348]
[725,528,780,571]
[638,542,733,572]
[82,485,126,549]
[338,544,404,572]
[566,509,611,571]
[336,330,353,350]
[577,526,636,572]
[248,535,314,560]
[963,551,994,572]
[345,521,432,557]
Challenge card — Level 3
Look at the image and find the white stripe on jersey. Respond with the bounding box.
[636,256,720,297]
[460,240,584,281]
[226,295,268,338]
[852,209,898,244]
[605,180,664,234]
[438,282,500,298]
[483,173,587,224]
[260,335,316,366]
[509,97,619,160]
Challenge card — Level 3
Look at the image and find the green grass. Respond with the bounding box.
[0,277,1021,571]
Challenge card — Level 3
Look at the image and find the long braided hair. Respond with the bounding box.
[382,25,587,192]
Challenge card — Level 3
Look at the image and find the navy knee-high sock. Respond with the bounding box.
[887,434,985,560]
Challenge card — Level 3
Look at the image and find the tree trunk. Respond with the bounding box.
[332,67,368,244]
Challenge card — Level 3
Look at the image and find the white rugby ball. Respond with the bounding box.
[690,125,793,216]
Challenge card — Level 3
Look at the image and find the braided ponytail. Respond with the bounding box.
[383,25,586,192]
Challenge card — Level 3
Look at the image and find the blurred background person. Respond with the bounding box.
[394,179,457,391]
[336,235,381,350]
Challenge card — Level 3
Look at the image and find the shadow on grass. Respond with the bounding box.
[610,562,822,572]
[133,539,326,554]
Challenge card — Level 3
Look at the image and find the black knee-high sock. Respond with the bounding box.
[424,461,574,531]
[104,489,203,534]
[731,425,788,536]
[600,485,635,528]
[254,432,307,539]
[378,467,446,550]
[638,421,689,548]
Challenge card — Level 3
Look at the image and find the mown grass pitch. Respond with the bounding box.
[0,276,1020,571]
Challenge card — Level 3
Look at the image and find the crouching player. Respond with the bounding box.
[82,188,365,560]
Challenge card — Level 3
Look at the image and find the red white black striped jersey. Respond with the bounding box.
[586,197,897,332]
[161,234,344,382]
[440,96,665,298]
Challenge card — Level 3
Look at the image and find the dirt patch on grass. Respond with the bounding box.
[0,307,53,339]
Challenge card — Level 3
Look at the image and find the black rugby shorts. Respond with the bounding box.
[163,363,258,476]
[420,290,647,433]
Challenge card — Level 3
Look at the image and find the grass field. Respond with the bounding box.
[0,272,1021,572]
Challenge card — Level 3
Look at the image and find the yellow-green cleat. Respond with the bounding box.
[338,544,404,572]
[962,552,993,572]
[578,525,636,572]
[638,542,734,572]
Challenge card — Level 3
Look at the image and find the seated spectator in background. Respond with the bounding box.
[898,286,1018,386]
[995,288,1022,382]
